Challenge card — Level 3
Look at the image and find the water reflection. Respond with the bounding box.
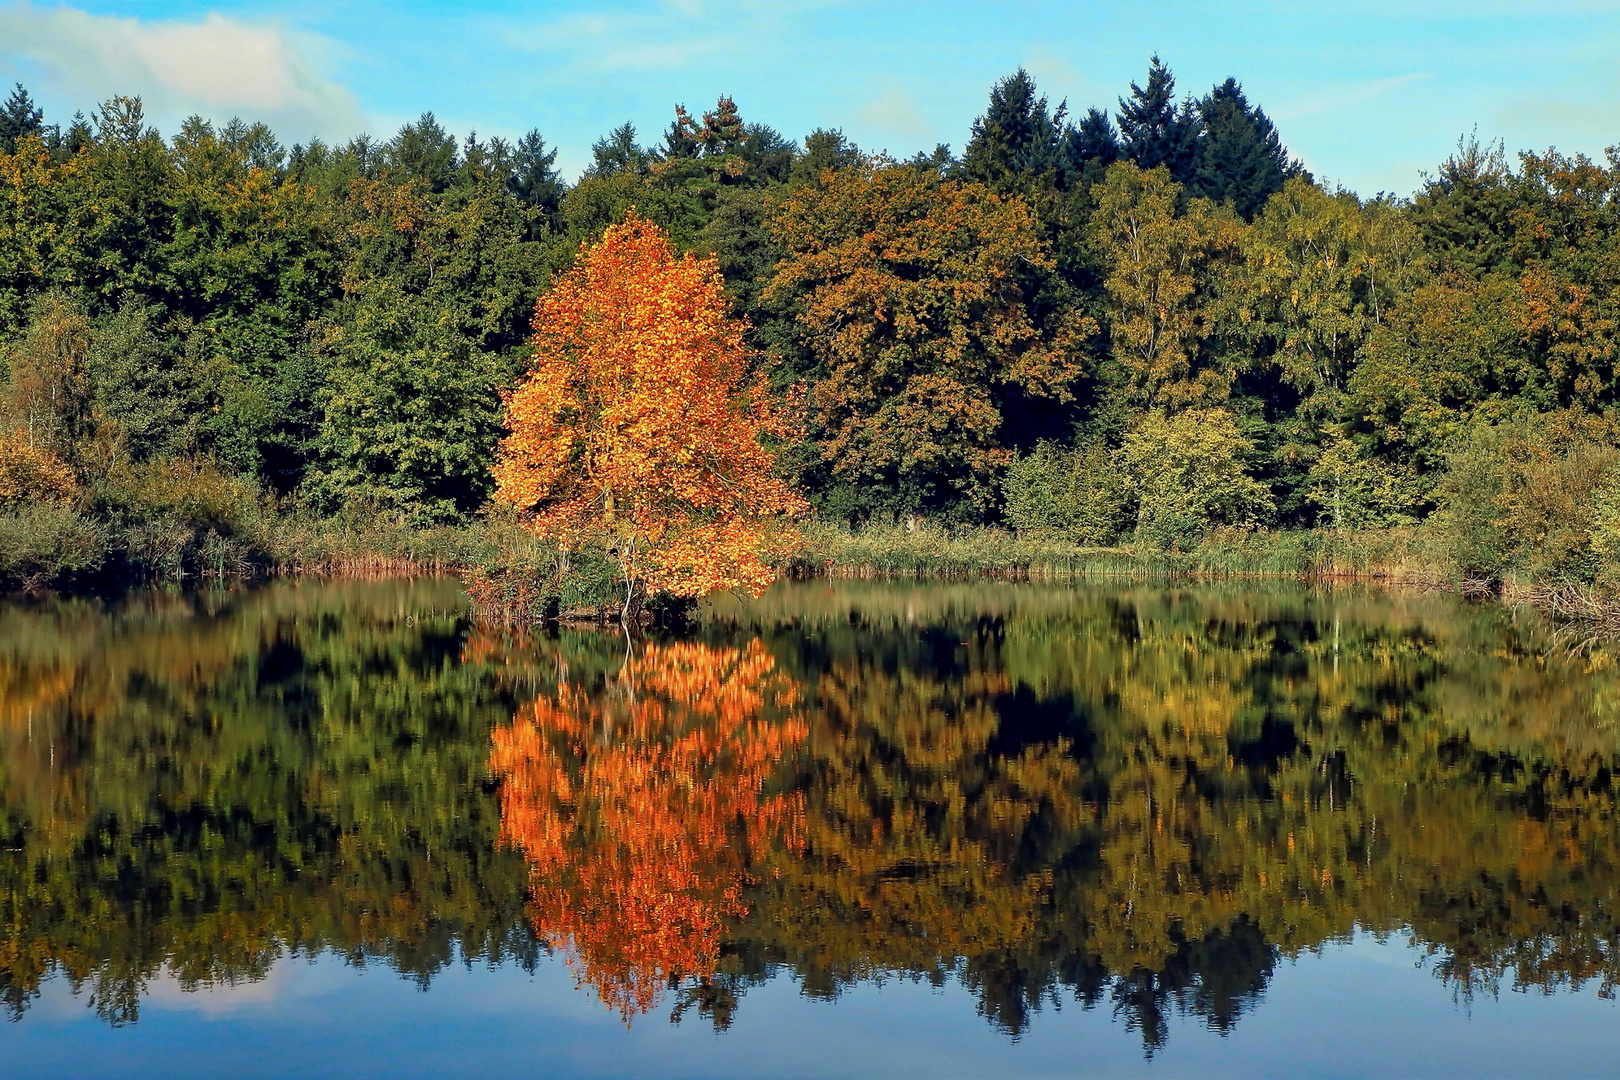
[487,638,806,1018]
[1,579,1618,1054]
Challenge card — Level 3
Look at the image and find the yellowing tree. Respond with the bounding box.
[1091,162,1241,410]
[493,213,804,614]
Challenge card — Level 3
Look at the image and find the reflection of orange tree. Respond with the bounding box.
[488,639,805,1019]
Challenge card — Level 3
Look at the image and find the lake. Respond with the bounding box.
[2,577,1618,1078]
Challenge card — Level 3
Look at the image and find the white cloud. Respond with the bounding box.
[0,2,364,141]
[1271,74,1432,122]
[857,86,926,138]
[501,0,843,75]
[503,8,735,73]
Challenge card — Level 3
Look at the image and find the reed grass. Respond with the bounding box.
[788,520,1457,585]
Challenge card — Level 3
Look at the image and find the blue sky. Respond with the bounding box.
[1,1,1617,196]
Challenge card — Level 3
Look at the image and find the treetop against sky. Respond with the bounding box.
[0,0,1613,197]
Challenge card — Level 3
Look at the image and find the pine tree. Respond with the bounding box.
[0,83,44,154]
[699,96,746,154]
[1117,55,1200,184]
[661,106,700,160]
[1194,78,1301,220]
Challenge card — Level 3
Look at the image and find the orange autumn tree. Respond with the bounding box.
[493,213,805,615]
[487,638,806,1020]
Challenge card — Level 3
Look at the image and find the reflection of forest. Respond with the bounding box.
[0,580,539,1024]
[3,580,1619,1049]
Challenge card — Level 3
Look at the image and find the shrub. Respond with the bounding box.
[1002,442,1128,543]
[1431,410,1619,583]
[0,502,110,585]
[89,457,269,579]
[94,457,265,537]
[1117,409,1273,550]
[462,519,621,621]
[1592,467,1620,585]
[0,431,77,507]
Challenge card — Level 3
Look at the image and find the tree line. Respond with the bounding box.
[2,57,1619,588]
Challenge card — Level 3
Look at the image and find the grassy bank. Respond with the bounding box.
[788,520,1620,637]
[789,520,1458,584]
[12,484,1620,638]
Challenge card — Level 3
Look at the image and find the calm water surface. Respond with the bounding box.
[2,578,1618,1077]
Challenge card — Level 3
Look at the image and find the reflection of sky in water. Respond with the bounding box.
[7,579,1620,1076]
[5,932,1618,1079]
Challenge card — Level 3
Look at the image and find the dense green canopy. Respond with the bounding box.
[3,61,1620,585]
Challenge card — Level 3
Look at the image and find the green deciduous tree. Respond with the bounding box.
[1091,162,1240,410]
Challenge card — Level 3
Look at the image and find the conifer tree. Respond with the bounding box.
[698,95,746,154]
[661,105,701,160]
[1069,107,1120,169]
[508,130,565,224]
[386,113,458,191]
[589,122,650,177]
[1194,78,1301,219]
[793,128,861,183]
[0,83,43,155]
[1117,55,1201,184]
[962,69,1065,194]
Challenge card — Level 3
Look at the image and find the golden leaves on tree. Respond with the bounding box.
[493,213,804,604]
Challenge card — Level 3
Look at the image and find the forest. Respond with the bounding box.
[2,56,1619,600]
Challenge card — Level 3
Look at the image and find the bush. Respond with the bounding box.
[1003,442,1128,543]
[462,522,621,620]
[0,432,77,507]
[1430,410,1620,583]
[1592,467,1620,585]
[1117,409,1273,550]
[87,457,270,579]
[0,502,110,585]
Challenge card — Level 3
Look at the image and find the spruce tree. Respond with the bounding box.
[0,83,44,154]
[1066,107,1120,171]
[1194,78,1301,219]
[962,69,1064,194]
[1117,55,1201,184]
[508,130,564,223]
[386,113,458,191]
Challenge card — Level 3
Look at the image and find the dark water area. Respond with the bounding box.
[2,578,1619,1078]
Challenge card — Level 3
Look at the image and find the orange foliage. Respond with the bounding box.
[0,429,77,506]
[766,161,1090,515]
[493,213,805,603]
[488,639,806,1019]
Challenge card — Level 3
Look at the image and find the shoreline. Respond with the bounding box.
[12,519,1617,639]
